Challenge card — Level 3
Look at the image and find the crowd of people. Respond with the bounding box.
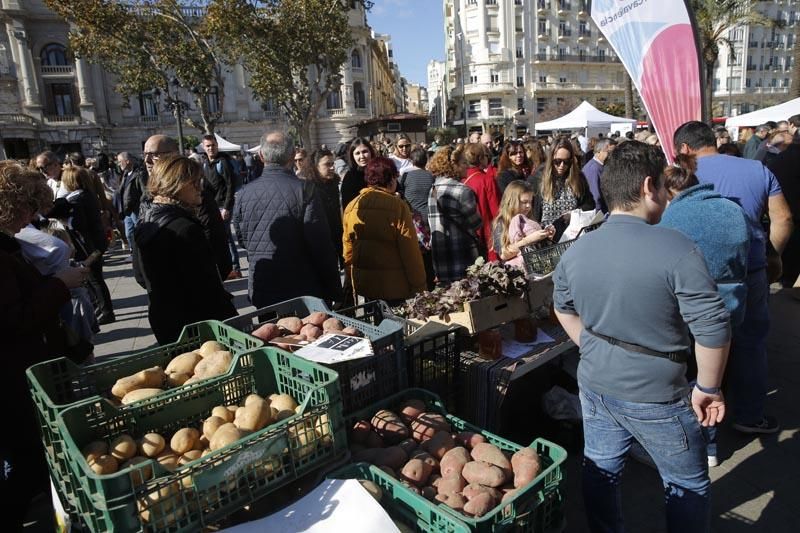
[1,114,798,530]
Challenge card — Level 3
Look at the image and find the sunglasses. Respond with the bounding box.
[397,144,411,149]
[553,158,572,166]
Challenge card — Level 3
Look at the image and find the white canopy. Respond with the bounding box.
[725,97,800,128]
[535,100,636,132]
[195,133,241,152]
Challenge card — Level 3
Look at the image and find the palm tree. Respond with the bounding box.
[691,0,773,122]
[624,72,634,118]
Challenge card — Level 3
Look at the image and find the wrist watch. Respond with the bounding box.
[695,383,721,395]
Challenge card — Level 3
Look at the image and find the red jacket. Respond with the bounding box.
[463,166,501,262]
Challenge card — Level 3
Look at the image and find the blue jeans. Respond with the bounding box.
[728,269,770,425]
[580,386,710,533]
[124,212,138,253]
[227,222,241,271]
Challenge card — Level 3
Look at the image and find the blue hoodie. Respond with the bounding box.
[659,183,750,326]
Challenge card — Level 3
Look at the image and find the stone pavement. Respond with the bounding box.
[60,246,800,531]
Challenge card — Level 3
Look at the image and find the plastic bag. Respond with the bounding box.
[542,385,582,421]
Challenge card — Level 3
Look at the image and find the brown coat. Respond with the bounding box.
[343,187,426,301]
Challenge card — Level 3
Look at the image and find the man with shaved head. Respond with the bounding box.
[234,130,341,307]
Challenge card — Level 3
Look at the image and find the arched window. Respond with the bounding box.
[40,43,68,66]
[327,90,342,110]
[351,49,362,69]
[353,82,366,109]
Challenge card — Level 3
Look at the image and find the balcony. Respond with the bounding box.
[263,110,280,120]
[558,29,572,40]
[534,53,621,64]
[537,1,550,14]
[139,115,159,124]
[44,114,78,124]
[578,29,591,41]
[40,65,74,77]
[533,82,625,92]
[463,81,516,96]
[0,113,37,125]
[557,0,571,15]
[328,108,346,117]
[538,29,551,40]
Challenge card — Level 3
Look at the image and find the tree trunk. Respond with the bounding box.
[624,73,634,118]
[793,21,800,98]
[704,60,715,124]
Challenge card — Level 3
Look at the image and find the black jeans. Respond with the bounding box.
[86,256,114,317]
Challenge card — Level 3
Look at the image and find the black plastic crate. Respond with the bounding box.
[521,221,604,277]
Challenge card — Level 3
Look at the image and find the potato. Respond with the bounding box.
[212,406,235,423]
[410,412,451,442]
[179,450,202,465]
[397,438,418,456]
[373,446,407,470]
[462,483,502,501]
[167,372,191,387]
[371,409,410,444]
[398,399,426,425]
[400,458,433,486]
[462,461,506,488]
[408,449,439,470]
[235,406,246,421]
[289,425,318,458]
[437,473,466,495]
[501,488,518,503]
[421,486,437,501]
[275,409,295,421]
[121,388,163,405]
[244,393,264,406]
[111,367,165,398]
[300,323,323,340]
[110,434,137,461]
[422,431,455,460]
[121,456,153,487]
[270,393,298,413]
[440,446,471,477]
[252,322,281,342]
[302,312,328,327]
[435,491,466,511]
[195,435,209,451]
[170,428,200,455]
[455,431,487,450]
[511,447,542,488]
[234,397,272,432]
[82,440,108,462]
[193,350,233,379]
[358,479,382,502]
[471,443,512,476]
[198,340,225,357]
[209,423,245,451]
[463,491,496,517]
[277,317,303,334]
[322,317,344,332]
[89,454,118,475]
[156,451,180,471]
[165,351,202,375]
[203,416,227,440]
[341,326,361,336]
[428,473,442,487]
[139,433,166,458]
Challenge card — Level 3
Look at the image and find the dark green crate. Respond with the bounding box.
[344,388,567,532]
[26,321,262,515]
[56,347,346,532]
[329,462,470,533]
[224,296,406,415]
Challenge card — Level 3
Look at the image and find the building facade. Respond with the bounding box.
[405,83,429,115]
[712,0,797,118]
[0,0,402,159]
[443,0,626,137]
[427,59,447,128]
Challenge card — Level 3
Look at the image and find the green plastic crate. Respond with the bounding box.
[329,462,470,533]
[344,389,567,532]
[26,320,262,521]
[55,346,346,532]
[224,296,406,415]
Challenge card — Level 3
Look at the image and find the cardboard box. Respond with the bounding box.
[424,293,530,334]
[527,275,554,311]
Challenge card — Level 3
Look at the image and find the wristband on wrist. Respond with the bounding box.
[695,383,721,395]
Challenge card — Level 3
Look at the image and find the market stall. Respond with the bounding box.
[534,100,637,138]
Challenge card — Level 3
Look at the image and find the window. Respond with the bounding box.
[487,15,498,32]
[558,20,570,37]
[536,97,546,113]
[784,78,790,87]
[558,47,566,60]
[559,76,567,83]
[517,97,525,111]
[46,83,75,116]
[597,48,606,61]
[470,74,478,84]
[516,15,523,32]
[40,43,68,66]
[516,46,524,59]
[517,75,524,87]
[558,0,571,9]
[490,71,499,83]
[770,78,778,88]
[353,82,366,108]
[351,50,362,69]
[725,78,741,91]
[538,18,547,35]
[578,48,586,61]
[326,90,342,109]
[468,100,480,118]
[489,98,503,116]
[746,78,751,88]
[539,75,547,83]
[139,92,158,117]
[205,87,220,114]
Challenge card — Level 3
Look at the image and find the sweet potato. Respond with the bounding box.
[165,352,202,375]
[193,350,233,379]
[501,489,518,503]
[455,431,487,450]
[277,317,303,334]
[373,446,407,470]
[408,449,439,470]
[428,473,442,487]
[351,420,372,445]
[252,323,281,342]
[410,412,451,442]
[371,409,410,444]
[463,491,496,517]
[198,341,225,357]
[435,491,466,511]
[400,458,433,486]
[398,399,426,425]
[322,317,344,332]
[462,461,506,488]
[422,431,455,460]
[436,473,466,495]
[397,438,417,456]
[300,323,323,340]
[462,483,502,501]
[511,447,542,488]
[471,443,512,477]
[440,446,471,477]
[302,311,329,327]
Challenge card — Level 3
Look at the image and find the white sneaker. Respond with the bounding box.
[707,455,719,468]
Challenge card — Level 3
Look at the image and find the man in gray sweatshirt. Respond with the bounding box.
[553,141,731,533]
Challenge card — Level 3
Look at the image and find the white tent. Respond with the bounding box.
[535,100,636,132]
[195,133,241,152]
[725,98,800,128]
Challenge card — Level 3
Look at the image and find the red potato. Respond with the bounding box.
[435,491,466,511]
[511,447,542,488]
[276,317,303,334]
[299,324,323,341]
[351,420,372,445]
[252,323,281,342]
[408,449,439,470]
[440,446,471,477]
[501,488,518,503]
[371,410,410,444]
[463,491,496,517]
[429,474,442,488]
[462,483,502,501]
[454,431,487,450]
[410,412,451,442]
[422,431,455,460]
[400,458,433,486]
[436,473,466,495]
[340,326,361,336]
[302,312,328,327]
[364,431,385,449]
[398,399,426,425]
[397,438,417,456]
[322,317,344,332]
[462,461,506,488]
[471,443,512,478]
[373,446,407,470]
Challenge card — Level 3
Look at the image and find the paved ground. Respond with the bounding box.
[37,245,800,531]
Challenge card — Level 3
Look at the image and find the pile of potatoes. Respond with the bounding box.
[110,341,233,405]
[349,399,542,519]
[251,312,362,348]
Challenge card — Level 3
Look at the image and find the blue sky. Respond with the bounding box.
[368,0,445,86]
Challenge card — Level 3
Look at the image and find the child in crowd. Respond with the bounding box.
[492,180,555,269]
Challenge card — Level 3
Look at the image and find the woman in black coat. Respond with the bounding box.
[134,155,237,344]
[340,138,377,211]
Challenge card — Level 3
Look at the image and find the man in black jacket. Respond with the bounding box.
[234,130,342,308]
[767,136,800,287]
[202,134,242,279]
[116,151,147,257]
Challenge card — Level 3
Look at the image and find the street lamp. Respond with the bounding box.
[456,32,468,138]
[156,77,190,154]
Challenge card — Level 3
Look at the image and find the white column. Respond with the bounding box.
[342,63,355,114]
[74,58,94,106]
[9,25,41,109]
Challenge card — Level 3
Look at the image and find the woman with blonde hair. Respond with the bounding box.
[134,155,236,344]
[492,181,554,269]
